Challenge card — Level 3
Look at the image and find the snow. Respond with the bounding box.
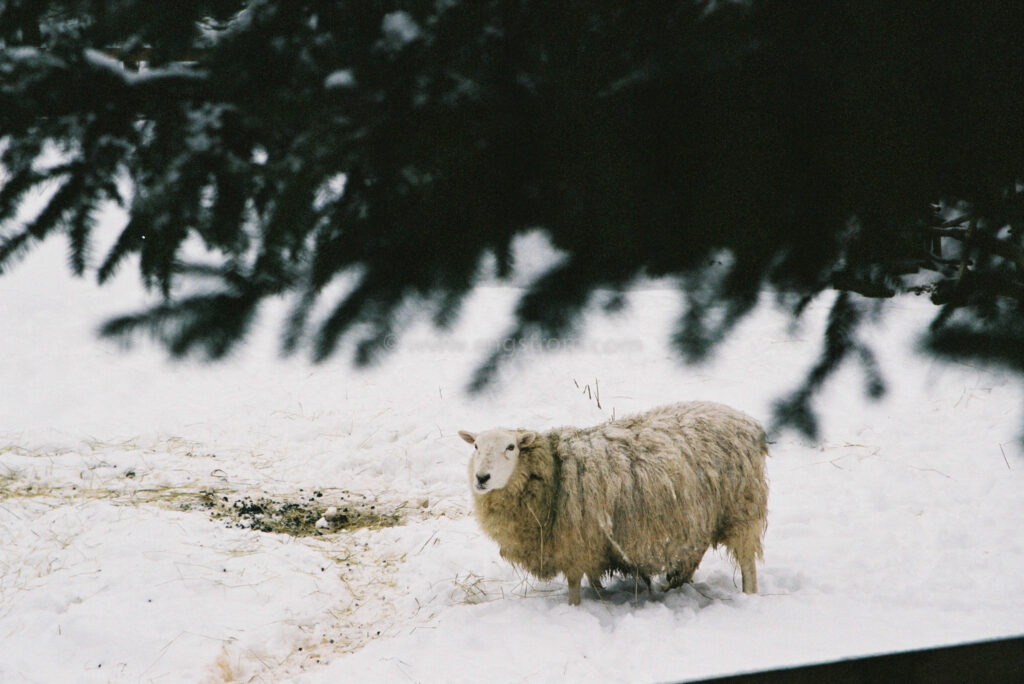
[381,12,422,47]
[313,173,348,211]
[2,200,1024,682]
[324,69,356,90]
[82,48,208,84]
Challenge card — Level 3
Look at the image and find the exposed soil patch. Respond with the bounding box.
[0,463,403,537]
[187,489,402,536]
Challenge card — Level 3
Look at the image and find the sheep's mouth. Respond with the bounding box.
[474,483,489,493]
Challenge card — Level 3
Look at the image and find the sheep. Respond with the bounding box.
[458,401,768,606]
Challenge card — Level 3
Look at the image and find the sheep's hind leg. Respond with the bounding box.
[567,572,583,605]
[587,573,604,595]
[725,521,763,595]
[740,556,758,594]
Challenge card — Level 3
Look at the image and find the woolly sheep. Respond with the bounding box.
[458,401,768,605]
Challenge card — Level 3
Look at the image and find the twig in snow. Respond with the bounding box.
[904,464,952,479]
[690,583,733,602]
[416,531,438,554]
[381,657,416,682]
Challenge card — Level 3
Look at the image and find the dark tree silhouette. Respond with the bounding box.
[2,1,1023,436]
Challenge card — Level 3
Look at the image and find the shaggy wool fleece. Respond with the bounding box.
[462,401,769,605]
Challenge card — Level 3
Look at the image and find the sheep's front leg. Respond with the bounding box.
[566,572,583,605]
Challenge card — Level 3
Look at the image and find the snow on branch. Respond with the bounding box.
[83,48,209,85]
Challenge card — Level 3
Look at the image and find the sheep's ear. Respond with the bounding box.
[458,430,476,445]
[518,431,536,448]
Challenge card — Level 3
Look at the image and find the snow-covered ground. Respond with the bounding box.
[2,207,1023,682]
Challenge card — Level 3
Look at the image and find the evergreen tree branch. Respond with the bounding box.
[99,290,259,361]
[929,226,1024,271]
[3,0,1024,436]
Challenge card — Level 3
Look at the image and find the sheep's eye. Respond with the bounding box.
[506,444,515,451]
[474,444,478,450]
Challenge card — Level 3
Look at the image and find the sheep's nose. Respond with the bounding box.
[476,473,491,486]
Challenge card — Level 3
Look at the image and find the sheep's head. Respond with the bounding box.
[458,428,536,494]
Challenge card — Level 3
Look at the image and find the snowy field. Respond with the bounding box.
[2,208,1024,682]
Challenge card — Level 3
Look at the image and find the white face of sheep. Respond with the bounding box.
[458,429,536,494]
